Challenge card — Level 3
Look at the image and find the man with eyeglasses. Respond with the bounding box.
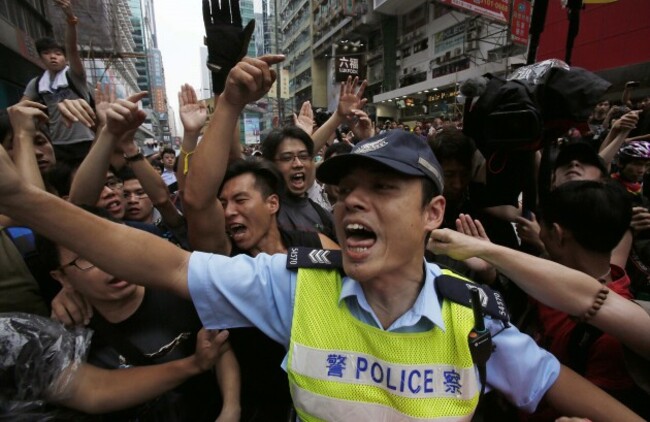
[34,214,241,421]
[261,126,336,240]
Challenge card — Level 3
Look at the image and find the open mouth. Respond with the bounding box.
[290,173,305,187]
[228,223,248,241]
[344,223,377,254]
[106,200,122,211]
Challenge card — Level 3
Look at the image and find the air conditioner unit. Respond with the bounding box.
[453,47,462,57]
[467,30,479,41]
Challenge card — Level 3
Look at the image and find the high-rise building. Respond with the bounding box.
[129,0,171,145]
[279,0,313,111]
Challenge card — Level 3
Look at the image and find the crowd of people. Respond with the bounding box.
[2,0,650,421]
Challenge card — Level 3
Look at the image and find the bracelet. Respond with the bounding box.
[124,147,144,163]
[181,147,195,175]
[574,286,609,322]
[67,16,78,25]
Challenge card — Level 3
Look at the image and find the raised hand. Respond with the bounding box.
[514,212,545,251]
[293,101,314,135]
[53,0,74,17]
[7,101,49,135]
[105,92,148,137]
[94,83,116,128]
[203,0,256,94]
[191,328,230,372]
[348,108,374,141]
[337,76,368,120]
[179,84,208,134]
[221,55,285,108]
[456,213,490,241]
[58,98,96,128]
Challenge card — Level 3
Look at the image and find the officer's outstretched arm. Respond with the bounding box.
[543,365,642,422]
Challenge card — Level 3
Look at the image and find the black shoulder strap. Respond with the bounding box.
[286,247,343,270]
[65,71,95,109]
[307,198,337,241]
[90,311,152,366]
[567,323,604,375]
[435,273,510,325]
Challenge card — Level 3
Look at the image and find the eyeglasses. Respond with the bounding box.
[123,190,148,199]
[105,177,124,190]
[59,256,95,271]
[275,151,312,163]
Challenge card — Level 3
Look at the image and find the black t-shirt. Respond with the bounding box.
[228,228,322,422]
[88,289,221,422]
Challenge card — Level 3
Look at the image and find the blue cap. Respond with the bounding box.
[316,129,444,193]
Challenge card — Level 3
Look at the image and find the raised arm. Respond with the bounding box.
[118,132,184,229]
[429,228,650,357]
[58,328,229,413]
[175,84,207,197]
[0,103,191,299]
[598,110,639,169]
[7,101,49,190]
[54,0,84,78]
[184,55,284,254]
[311,76,367,152]
[69,92,147,206]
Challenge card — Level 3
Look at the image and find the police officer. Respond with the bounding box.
[0,55,642,421]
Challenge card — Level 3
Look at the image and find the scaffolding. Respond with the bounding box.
[47,0,141,94]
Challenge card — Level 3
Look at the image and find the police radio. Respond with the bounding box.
[468,288,492,396]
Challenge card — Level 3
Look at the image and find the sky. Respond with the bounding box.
[154,0,262,134]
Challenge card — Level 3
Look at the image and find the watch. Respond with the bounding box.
[124,148,144,163]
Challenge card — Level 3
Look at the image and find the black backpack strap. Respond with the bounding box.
[286,247,342,270]
[435,273,510,325]
[567,322,604,375]
[90,311,152,366]
[64,70,95,109]
[307,198,337,242]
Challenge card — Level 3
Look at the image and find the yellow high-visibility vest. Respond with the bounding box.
[288,268,479,421]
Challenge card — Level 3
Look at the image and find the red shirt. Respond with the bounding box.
[536,265,635,391]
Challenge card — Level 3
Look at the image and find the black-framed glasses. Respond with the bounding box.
[275,151,312,163]
[123,190,148,199]
[59,256,95,271]
[105,177,124,190]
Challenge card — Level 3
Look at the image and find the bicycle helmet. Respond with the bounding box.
[618,141,650,161]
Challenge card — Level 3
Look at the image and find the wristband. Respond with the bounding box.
[124,148,144,163]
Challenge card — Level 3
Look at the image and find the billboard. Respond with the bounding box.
[335,56,363,82]
[511,0,532,46]
[438,0,510,24]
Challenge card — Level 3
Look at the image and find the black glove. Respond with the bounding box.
[203,0,255,94]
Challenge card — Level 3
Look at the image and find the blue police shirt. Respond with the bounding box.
[188,251,560,413]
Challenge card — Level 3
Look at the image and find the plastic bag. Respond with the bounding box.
[0,312,92,419]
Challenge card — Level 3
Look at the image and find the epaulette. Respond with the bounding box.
[286,247,343,270]
[436,274,510,325]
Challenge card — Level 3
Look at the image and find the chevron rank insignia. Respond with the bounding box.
[286,247,343,269]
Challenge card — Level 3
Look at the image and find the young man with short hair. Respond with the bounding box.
[0,55,642,421]
[21,0,95,162]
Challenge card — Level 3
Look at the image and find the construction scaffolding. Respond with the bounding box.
[47,0,141,94]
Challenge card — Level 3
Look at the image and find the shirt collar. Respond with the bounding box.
[338,261,446,332]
